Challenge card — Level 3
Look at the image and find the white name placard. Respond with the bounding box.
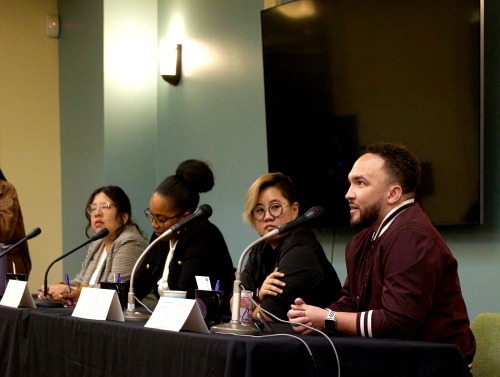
[195,275,212,290]
[72,287,124,321]
[145,297,209,333]
[0,280,36,308]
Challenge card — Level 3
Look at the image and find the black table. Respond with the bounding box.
[0,305,470,377]
[0,306,33,377]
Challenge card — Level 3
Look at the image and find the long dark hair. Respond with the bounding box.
[84,185,141,238]
[0,168,7,181]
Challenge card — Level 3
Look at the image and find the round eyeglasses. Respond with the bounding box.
[144,208,182,226]
[87,202,116,215]
[251,203,290,221]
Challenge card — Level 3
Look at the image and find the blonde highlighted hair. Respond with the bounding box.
[243,172,297,228]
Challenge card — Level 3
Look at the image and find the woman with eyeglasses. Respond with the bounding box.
[38,185,147,305]
[133,160,235,309]
[234,172,342,322]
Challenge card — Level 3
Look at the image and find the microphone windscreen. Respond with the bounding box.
[91,228,109,241]
[276,206,326,234]
[198,204,213,218]
[169,204,213,234]
[306,206,325,219]
[27,227,42,239]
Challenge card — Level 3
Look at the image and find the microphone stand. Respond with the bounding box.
[123,230,177,321]
[210,206,324,334]
[35,229,109,308]
[123,204,213,321]
[123,226,180,321]
[210,229,279,335]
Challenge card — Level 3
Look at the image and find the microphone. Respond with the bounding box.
[276,206,325,234]
[162,204,213,239]
[210,206,325,335]
[0,227,42,260]
[123,204,213,321]
[35,228,109,308]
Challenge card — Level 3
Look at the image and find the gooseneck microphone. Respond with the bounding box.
[276,206,325,234]
[123,204,213,321]
[164,204,213,238]
[36,228,109,308]
[0,227,42,260]
[210,206,325,335]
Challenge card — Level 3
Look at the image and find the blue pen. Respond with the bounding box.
[116,272,121,284]
[64,273,74,306]
[214,279,220,291]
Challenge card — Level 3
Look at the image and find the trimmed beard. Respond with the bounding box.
[350,201,381,229]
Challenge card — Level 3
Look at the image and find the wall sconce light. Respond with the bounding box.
[160,42,182,85]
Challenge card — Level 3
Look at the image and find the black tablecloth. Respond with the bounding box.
[0,306,33,377]
[0,306,470,377]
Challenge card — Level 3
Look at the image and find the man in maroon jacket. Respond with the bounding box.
[287,142,476,366]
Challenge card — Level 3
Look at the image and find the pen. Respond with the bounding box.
[214,280,220,291]
[64,273,74,306]
[116,272,121,284]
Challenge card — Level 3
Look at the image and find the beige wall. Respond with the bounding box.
[0,0,62,293]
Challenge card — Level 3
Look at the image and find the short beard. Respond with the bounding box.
[350,201,381,229]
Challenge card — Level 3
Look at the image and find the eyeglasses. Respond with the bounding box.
[144,208,182,226]
[87,202,116,215]
[251,203,290,221]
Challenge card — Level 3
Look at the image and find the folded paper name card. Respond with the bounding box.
[72,287,124,321]
[0,279,36,308]
[195,275,212,290]
[145,297,209,333]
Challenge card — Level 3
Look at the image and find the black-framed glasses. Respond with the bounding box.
[251,203,290,221]
[87,202,116,215]
[144,208,182,226]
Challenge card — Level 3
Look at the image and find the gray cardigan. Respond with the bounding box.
[71,224,147,286]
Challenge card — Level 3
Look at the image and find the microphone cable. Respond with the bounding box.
[133,295,155,314]
[224,332,319,377]
[329,226,337,265]
[239,283,341,377]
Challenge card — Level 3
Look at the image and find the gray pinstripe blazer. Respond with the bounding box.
[71,224,147,286]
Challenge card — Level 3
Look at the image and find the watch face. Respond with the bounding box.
[324,319,337,334]
[196,298,207,318]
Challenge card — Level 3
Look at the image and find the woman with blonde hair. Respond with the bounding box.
[235,172,342,321]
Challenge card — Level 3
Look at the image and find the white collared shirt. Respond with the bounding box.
[371,199,415,242]
[157,239,178,296]
[89,247,108,286]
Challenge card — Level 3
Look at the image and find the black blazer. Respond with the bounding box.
[134,219,235,312]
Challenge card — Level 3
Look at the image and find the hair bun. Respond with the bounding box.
[176,159,214,193]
